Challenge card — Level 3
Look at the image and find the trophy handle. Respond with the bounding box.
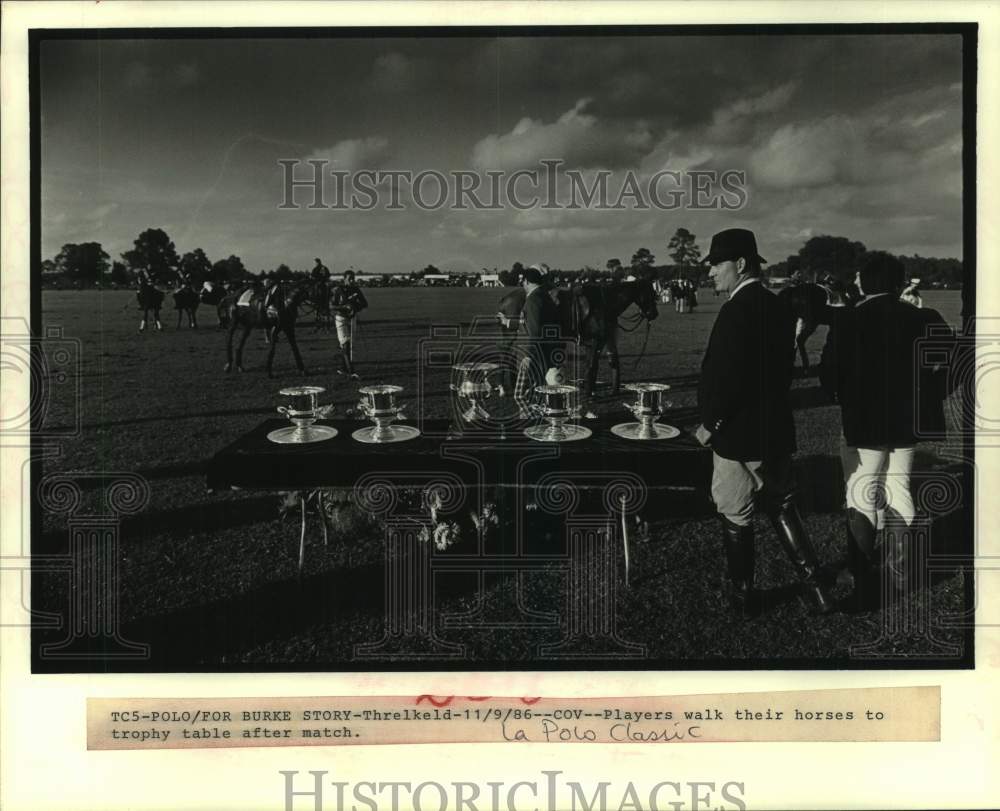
[277,406,291,417]
[315,404,334,419]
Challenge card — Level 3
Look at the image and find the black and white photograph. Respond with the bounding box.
[5,4,1000,811]
[23,22,977,673]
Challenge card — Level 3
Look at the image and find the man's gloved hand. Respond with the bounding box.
[694,424,713,447]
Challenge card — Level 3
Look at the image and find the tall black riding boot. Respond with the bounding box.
[720,517,758,619]
[767,499,834,615]
[845,508,880,613]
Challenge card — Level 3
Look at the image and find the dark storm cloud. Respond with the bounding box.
[39,32,965,271]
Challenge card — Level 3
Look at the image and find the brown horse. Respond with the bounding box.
[172,286,199,328]
[497,278,659,396]
[136,282,164,332]
[777,279,858,372]
[223,282,312,377]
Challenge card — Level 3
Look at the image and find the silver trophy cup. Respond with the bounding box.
[450,361,500,424]
[352,384,421,444]
[268,385,337,444]
[524,383,592,442]
[611,382,680,440]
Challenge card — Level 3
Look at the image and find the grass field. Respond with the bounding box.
[33,288,971,669]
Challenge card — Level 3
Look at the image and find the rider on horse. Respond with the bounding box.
[136,267,163,332]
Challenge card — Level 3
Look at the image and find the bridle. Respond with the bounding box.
[615,281,657,370]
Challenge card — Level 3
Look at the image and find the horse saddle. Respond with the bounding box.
[556,285,590,342]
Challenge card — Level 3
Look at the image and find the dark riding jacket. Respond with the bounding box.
[819,294,954,447]
[523,285,563,373]
[698,280,797,461]
[331,284,368,315]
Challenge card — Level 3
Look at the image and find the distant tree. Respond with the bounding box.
[211,255,247,284]
[54,242,110,284]
[511,261,525,281]
[274,263,294,280]
[110,260,131,287]
[667,228,702,267]
[630,247,655,273]
[121,228,180,283]
[178,248,213,285]
[409,268,427,281]
[423,264,440,275]
[797,235,867,284]
[606,258,623,274]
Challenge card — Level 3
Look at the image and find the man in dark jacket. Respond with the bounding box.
[331,269,368,379]
[514,266,565,412]
[697,228,832,616]
[820,252,954,609]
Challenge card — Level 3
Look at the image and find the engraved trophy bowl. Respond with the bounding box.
[611,382,680,440]
[524,383,592,442]
[450,361,500,424]
[352,384,421,444]
[268,385,337,444]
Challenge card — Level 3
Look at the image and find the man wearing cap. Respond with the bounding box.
[697,228,832,617]
[514,266,565,413]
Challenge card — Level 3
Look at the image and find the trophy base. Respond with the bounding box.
[524,423,592,443]
[267,425,338,444]
[610,422,680,441]
[352,424,421,444]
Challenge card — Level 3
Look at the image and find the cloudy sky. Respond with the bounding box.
[39,32,964,274]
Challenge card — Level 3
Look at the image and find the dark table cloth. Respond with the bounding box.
[205,417,712,492]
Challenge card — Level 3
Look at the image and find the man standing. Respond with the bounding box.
[514,266,564,413]
[697,228,832,617]
[820,253,953,610]
[331,269,368,379]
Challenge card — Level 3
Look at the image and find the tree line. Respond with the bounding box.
[42,227,964,290]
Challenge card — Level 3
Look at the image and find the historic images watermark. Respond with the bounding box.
[280,770,747,811]
[278,159,748,212]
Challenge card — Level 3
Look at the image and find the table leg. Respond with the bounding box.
[620,493,630,588]
[318,490,328,547]
[298,492,307,573]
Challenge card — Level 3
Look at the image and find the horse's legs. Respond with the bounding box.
[235,325,251,372]
[176,309,182,329]
[224,320,238,371]
[501,336,517,394]
[154,308,163,331]
[606,349,621,394]
[796,320,815,373]
[266,328,280,377]
[606,331,620,394]
[139,307,147,332]
[586,342,601,398]
[286,326,306,374]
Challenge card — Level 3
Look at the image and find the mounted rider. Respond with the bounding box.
[135,266,163,332]
[331,269,368,378]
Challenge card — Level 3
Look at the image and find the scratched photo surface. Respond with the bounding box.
[29,27,974,672]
